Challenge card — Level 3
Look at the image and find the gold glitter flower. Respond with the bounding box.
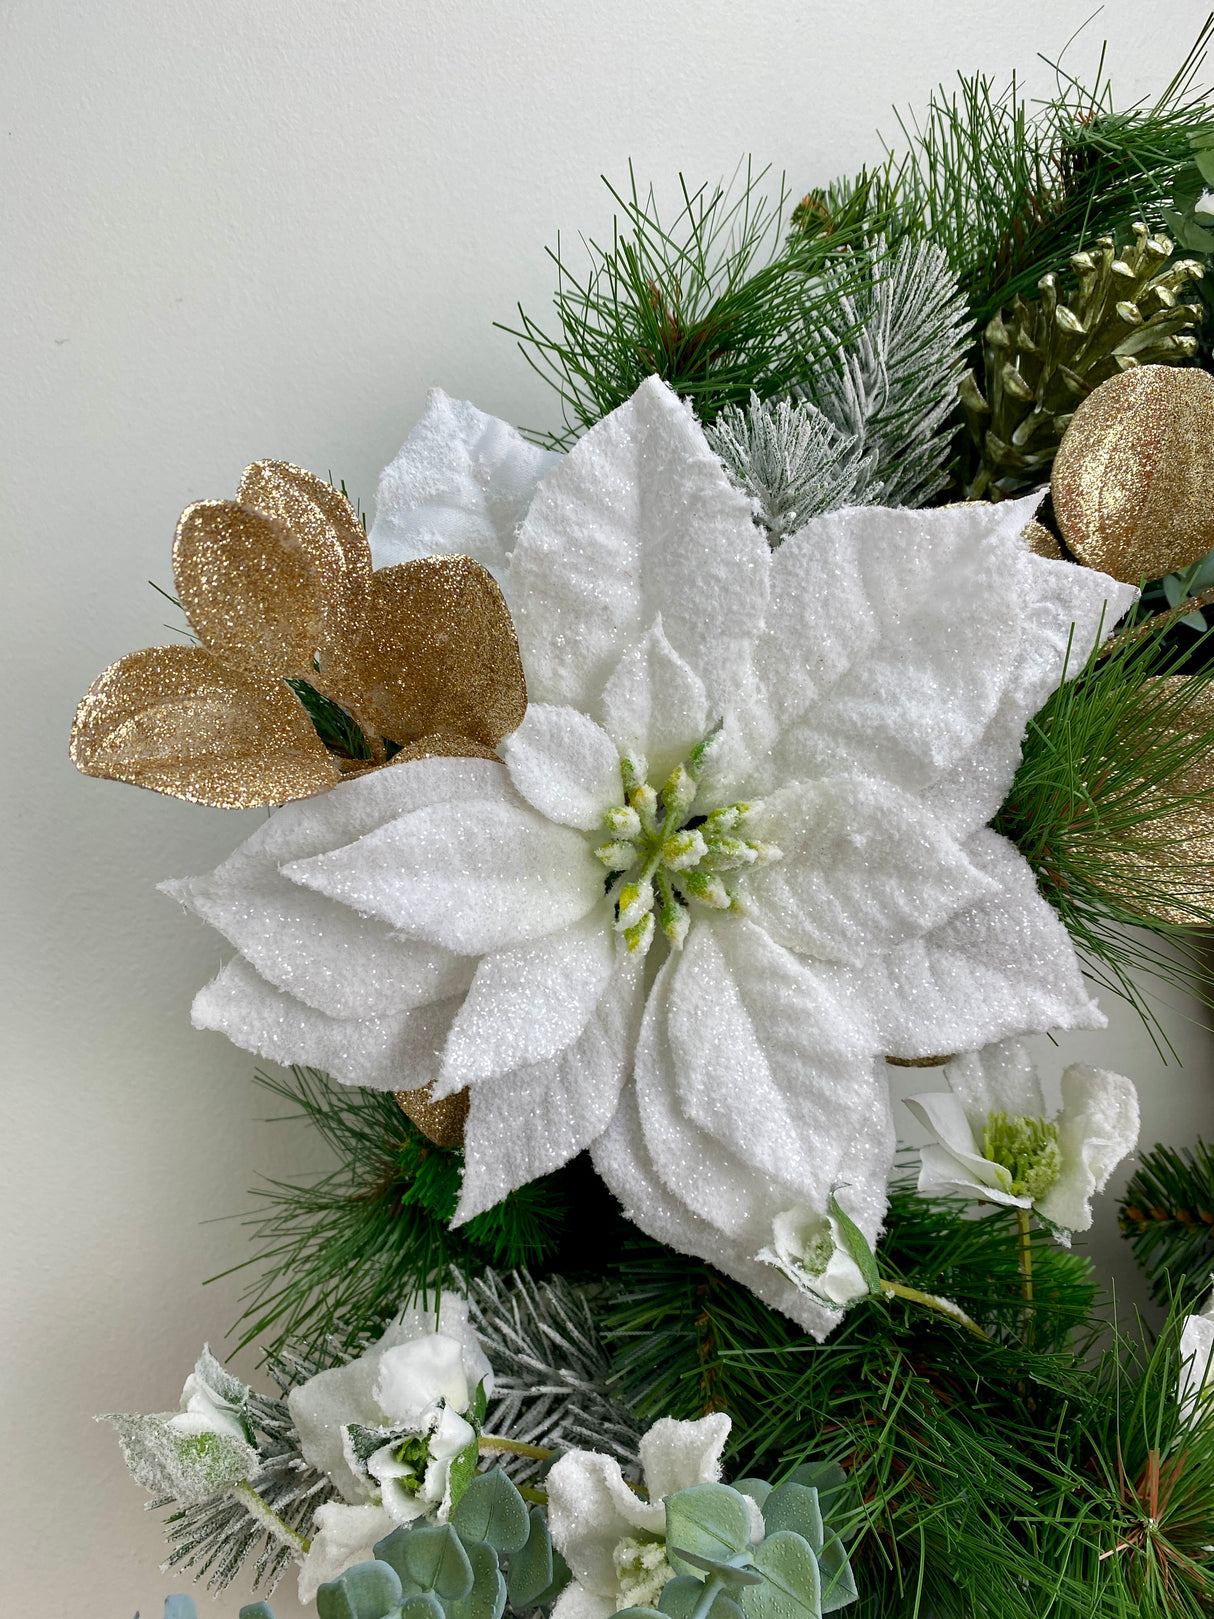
[70,461,526,807]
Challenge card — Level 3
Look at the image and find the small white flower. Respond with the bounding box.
[547,1413,735,1619]
[905,1040,1139,1239]
[170,1351,252,1446]
[1195,191,1214,221]
[290,1295,492,1604]
[758,1205,870,1309]
[1178,1284,1214,1425]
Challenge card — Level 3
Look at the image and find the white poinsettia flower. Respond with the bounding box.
[166,376,1135,1338]
[290,1294,492,1602]
[904,1040,1140,1238]
[368,386,561,588]
[1178,1285,1214,1426]
[547,1413,735,1619]
[758,1204,870,1308]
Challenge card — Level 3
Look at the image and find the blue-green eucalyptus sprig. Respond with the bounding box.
[238,1469,570,1619]
[615,1470,858,1619]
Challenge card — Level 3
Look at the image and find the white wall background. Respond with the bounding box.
[6,2,1214,1612]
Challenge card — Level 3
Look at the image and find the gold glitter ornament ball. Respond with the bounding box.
[1052,365,1214,583]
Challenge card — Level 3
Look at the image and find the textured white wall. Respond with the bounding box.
[6,2,1214,1613]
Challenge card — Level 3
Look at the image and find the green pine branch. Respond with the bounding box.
[1121,1138,1214,1310]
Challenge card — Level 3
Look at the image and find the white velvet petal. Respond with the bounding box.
[599,617,710,780]
[824,829,1104,1058]
[664,918,881,1195]
[903,1092,1024,1204]
[191,958,460,1092]
[743,777,998,966]
[547,1447,666,1596]
[373,1336,469,1425]
[298,1502,399,1604]
[502,704,624,830]
[162,761,504,1018]
[592,1085,850,1342]
[369,387,561,585]
[638,1413,730,1503]
[1037,1065,1140,1233]
[286,796,604,954]
[440,912,617,1087]
[452,959,642,1223]
[511,376,768,717]
[550,1582,616,1619]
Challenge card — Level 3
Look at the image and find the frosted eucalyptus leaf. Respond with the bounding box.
[449,1538,507,1619]
[817,1534,858,1613]
[761,1482,824,1552]
[396,1523,475,1600]
[164,1598,199,1619]
[451,1468,529,1553]
[664,1484,754,1574]
[786,1463,849,1534]
[238,1605,276,1619]
[741,1532,822,1619]
[317,1558,405,1619]
[402,1597,445,1619]
[666,1547,762,1587]
[731,1478,772,1511]
[527,1545,572,1608]
[659,1574,747,1619]
[507,1506,556,1608]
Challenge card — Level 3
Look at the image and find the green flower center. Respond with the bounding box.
[795,1225,835,1278]
[594,740,782,954]
[982,1112,1062,1201]
[392,1432,432,1492]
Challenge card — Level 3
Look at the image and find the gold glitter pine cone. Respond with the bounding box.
[1052,365,1214,584]
[70,461,526,807]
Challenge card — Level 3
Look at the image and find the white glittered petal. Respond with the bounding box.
[760,495,1040,794]
[827,829,1103,1058]
[550,1584,616,1619]
[369,387,561,585]
[502,704,623,830]
[639,1413,730,1502]
[191,957,459,1091]
[298,1503,399,1604]
[903,1092,1021,1203]
[286,796,604,955]
[1037,1065,1140,1233]
[663,919,883,1209]
[547,1448,665,1596]
[599,617,710,781]
[440,913,617,1087]
[452,960,641,1223]
[592,1086,846,1343]
[511,376,768,716]
[743,777,998,965]
[162,760,507,1016]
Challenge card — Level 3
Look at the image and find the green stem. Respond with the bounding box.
[691,1573,727,1619]
[518,1484,550,1506]
[232,1479,310,1557]
[878,1279,990,1340]
[478,1434,557,1460]
[1016,1206,1035,1346]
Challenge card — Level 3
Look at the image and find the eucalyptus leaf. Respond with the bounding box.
[452,1468,530,1554]
[508,1506,555,1608]
[817,1533,858,1613]
[449,1538,507,1619]
[732,1479,771,1511]
[165,1599,199,1619]
[527,1545,573,1608]
[317,1559,405,1619]
[401,1596,445,1619]
[659,1575,746,1619]
[762,1483,823,1553]
[741,1532,822,1619]
[1194,142,1214,187]
[614,1609,666,1619]
[238,1605,276,1619]
[665,1484,753,1574]
[826,1196,879,1294]
[398,1524,475,1601]
[666,1547,762,1587]
[786,1463,851,1541]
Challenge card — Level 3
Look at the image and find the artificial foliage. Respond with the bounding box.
[1121,1138,1214,1312]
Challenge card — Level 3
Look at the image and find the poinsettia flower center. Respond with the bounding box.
[592,739,782,954]
[981,1111,1063,1200]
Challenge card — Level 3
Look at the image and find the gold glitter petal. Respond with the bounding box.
[389,732,502,765]
[173,500,326,677]
[1022,520,1063,561]
[351,557,527,749]
[1052,366,1214,582]
[237,460,373,631]
[396,1084,469,1149]
[70,645,341,807]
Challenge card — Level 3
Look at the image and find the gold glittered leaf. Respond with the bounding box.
[396,1084,469,1149]
[350,557,527,749]
[237,460,372,636]
[70,645,341,807]
[1022,519,1063,561]
[173,500,327,677]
